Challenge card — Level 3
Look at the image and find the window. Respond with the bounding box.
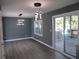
[34,20,43,36]
[16,19,25,26]
[71,16,78,30]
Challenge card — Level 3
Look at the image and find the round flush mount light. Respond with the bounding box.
[18,13,23,16]
[34,2,41,7]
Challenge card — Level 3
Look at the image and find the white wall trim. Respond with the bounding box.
[5,37,32,42]
[31,37,75,59]
[31,37,53,49]
[52,10,79,18]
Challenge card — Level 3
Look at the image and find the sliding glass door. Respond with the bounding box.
[64,16,78,56]
[55,17,64,52]
[54,15,79,57]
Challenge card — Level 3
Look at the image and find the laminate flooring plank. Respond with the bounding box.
[4,39,72,59]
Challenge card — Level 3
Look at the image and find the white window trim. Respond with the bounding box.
[34,20,43,37]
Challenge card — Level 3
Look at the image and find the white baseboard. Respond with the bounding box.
[31,37,53,49]
[5,37,32,42]
[31,37,75,59]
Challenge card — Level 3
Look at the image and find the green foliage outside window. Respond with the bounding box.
[71,16,78,30]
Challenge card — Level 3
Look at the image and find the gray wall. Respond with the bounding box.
[31,2,79,46]
[3,17,31,40]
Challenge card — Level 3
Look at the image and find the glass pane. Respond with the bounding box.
[55,17,64,52]
[34,21,39,34]
[65,16,78,56]
[38,20,43,35]
[65,16,71,36]
[71,16,78,30]
[34,20,43,36]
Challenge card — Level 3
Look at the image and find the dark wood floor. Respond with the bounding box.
[4,39,71,59]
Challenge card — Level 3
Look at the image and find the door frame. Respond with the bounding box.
[52,10,79,57]
[0,11,4,44]
[52,16,65,51]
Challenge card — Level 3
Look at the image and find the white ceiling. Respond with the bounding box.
[1,0,79,17]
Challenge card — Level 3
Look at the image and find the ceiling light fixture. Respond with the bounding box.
[18,13,23,16]
[34,3,41,7]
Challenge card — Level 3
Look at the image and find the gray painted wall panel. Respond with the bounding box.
[3,17,31,40]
